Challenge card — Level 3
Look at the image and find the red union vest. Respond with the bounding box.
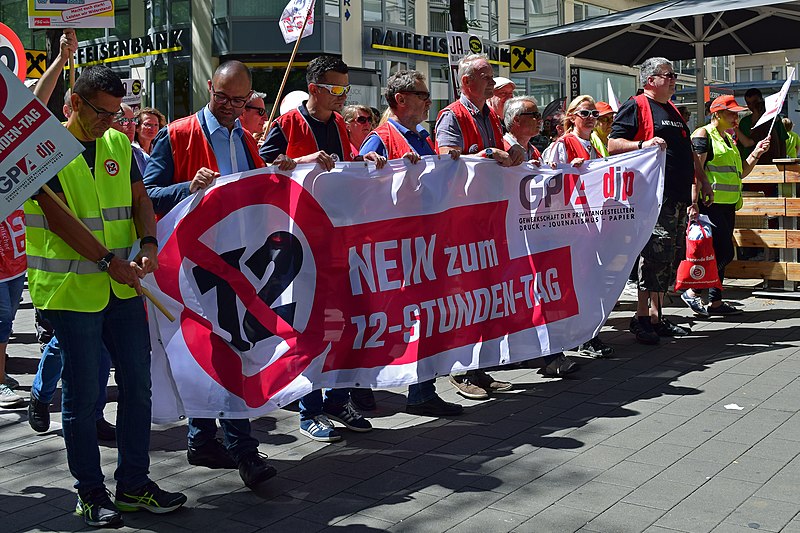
[502,137,541,160]
[274,108,353,160]
[560,132,592,161]
[366,121,436,159]
[633,93,686,142]
[167,112,265,183]
[435,99,503,153]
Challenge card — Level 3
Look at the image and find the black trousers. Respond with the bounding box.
[699,202,736,302]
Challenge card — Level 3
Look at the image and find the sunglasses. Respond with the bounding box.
[210,85,251,108]
[401,90,431,100]
[316,83,351,96]
[655,72,679,79]
[114,117,138,126]
[520,111,542,119]
[353,116,371,124]
[573,109,600,119]
[245,105,266,116]
[78,94,123,120]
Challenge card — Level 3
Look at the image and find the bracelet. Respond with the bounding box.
[140,236,158,248]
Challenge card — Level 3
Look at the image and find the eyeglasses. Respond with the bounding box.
[78,94,123,120]
[573,109,600,119]
[519,111,542,119]
[114,117,138,126]
[401,90,431,100]
[315,83,351,96]
[245,105,266,116]
[210,85,251,108]
[655,72,679,80]
[140,121,160,129]
[354,116,371,124]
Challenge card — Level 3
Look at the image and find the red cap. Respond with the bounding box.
[595,101,614,116]
[709,95,747,113]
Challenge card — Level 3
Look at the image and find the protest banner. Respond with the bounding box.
[0,63,84,221]
[279,0,315,44]
[446,32,482,99]
[754,67,796,130]
[27,0,115,29]
[145,148,666,422]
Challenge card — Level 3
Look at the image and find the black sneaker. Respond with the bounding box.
[653,318,691,337]
[114,480,187,514]
[350,388,377,411]
[76,487,122,527]
[187,438,236,469]
[707,302,743,316]
[96,418,116,442]
[629,316,660,345]
[577,336,614,358]
[28,396,50,433]
[406,395,464,417]
[238,452,277,489]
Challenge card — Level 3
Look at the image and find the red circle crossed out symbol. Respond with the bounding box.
[155,172,338,408]
[0,23,27,81]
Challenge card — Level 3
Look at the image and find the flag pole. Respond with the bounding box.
[266,0,315,129]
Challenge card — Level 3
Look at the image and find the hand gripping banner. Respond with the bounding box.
[145,148,665,422]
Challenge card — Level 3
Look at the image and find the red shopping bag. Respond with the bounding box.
[675,221,722,290]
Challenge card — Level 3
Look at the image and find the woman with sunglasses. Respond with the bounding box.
[134,106,166,155]
[342,105,376,158]
[545,94,615,361]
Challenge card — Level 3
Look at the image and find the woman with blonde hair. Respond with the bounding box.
[342,104,375,157]
[134,106,166,155]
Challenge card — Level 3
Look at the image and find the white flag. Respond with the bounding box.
[279,0,315,44]
[754,68,795,129]
[607,79,621,112]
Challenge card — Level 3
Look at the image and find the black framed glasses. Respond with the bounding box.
[573,109,601,119]
[245,105,266,116]
[210,85,251,108]
[520,111,542,119]
[78,93,123,120]
[401,90,431,100]
[655,72,679,80]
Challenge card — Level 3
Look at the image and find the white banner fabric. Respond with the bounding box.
[279,0,315,44]
[146,148,665,422]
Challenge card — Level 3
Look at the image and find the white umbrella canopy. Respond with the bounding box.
[505,0,800,117]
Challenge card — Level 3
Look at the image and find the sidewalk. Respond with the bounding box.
[2,285,800,532]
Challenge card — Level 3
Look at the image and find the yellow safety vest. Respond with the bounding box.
[590,130,609,158]
[695,124,743,207]
[25,128,138,311]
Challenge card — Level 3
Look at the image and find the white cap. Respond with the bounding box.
[493,77,515,90]
[279,90,310,116]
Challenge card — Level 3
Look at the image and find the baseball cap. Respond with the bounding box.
[709,95,747,113]
[595,101,614,116]
[493,77,515,90]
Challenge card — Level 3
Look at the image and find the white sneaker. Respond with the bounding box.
[0,383,24,408]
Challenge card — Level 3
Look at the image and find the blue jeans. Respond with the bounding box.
[0,275,25,343]
[299,388,350,421]
[187,418,258,462]
[43,294,152,493]
[31,336,111,420]
[407,379,437,406]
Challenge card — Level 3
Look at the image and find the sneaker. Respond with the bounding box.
[324,401,373,432]
[0,383,24,409]
[707,302,742,316]
[187,438,236,469]
[406,395,464,417]
[681,291,710,317]
[473,370,513,392]
[349,388,377,411]
[448,374,489,400]
[4,374,19,390]
[542,353,579,377]
[96,418,116,442]
[299,415,342,442]
[28,396,50,432]
[76,487,122,527]
[114,480,187,514]
[629,316,660,345]
[577,336,614,358]
[653,318,691,337]
[238,451,277,489]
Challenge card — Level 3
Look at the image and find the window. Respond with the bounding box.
[573,1,609,22]
[736,67,763,83]
[386,0,406,25]
[325,0,340,18]
[366,0,411,25]
[529,0,560,33]
[710,56,731,82]
[364,0,382,22]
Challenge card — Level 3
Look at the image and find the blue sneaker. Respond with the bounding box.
[300,414,342,442]
[324,401,373,433]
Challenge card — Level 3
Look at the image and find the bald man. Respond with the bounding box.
[143,60,277,490]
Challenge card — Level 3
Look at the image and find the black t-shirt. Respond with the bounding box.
[610,97,694,203]
[46,139,142,194]
[259,102,347,163]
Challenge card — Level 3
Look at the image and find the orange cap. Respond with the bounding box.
[595,101,614,116]
[709,95,747,113]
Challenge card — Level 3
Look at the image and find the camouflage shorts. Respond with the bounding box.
[638,198,688,292]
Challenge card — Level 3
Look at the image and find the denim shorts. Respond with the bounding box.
[0,275,25,342]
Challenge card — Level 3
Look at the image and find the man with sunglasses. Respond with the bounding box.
[25,64,187,527]
[240,91,268,139]
[111,103,149,174]
[609,57,713,345]
[143,60,279,491]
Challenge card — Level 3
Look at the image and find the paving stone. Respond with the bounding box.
[358,491,441,523]
[716,456,787,484]
[585,501,665,533]
[723,496,800,532]
[557,480,633,513]
[622,476,698,511]
[593,460,663,488]
[626,441,693,468]
[513,504,595,532]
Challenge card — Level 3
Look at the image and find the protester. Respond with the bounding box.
[0,210,26,408]
[343,104,375,155]
[608,57,713,345]
[735,88,787,164]
[434,53,523,399]
[112,103,149,174]
[488,76,516,125]
[682,95,770,316]
[143,61,278,490]
[260,56,379,442]
[677,105,691,125]
[24,64,186,527]
[502,95,543,161]
[782,117,799,158]
[134,106,166,155]
[240,91,267,138]
[591,101,614,157]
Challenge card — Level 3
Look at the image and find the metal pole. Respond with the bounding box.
[694,15,705,124]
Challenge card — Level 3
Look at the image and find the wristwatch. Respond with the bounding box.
[484,148,494,159]
[97,252,115,272]
[637,140,644,149]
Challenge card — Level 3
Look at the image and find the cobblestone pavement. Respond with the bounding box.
[2,284,800,532]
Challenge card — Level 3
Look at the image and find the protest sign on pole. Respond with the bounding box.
[754,67,796,131]
[27,0,115,29]
[121,78,143,113]
[145,148,665,422]
[0,62,84,220]
[0,23,27,81]
[446,32,483,100]
[607,79,621,112]
[279,0,315,44]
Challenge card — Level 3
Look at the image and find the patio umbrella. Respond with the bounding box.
[505,0,800,117]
